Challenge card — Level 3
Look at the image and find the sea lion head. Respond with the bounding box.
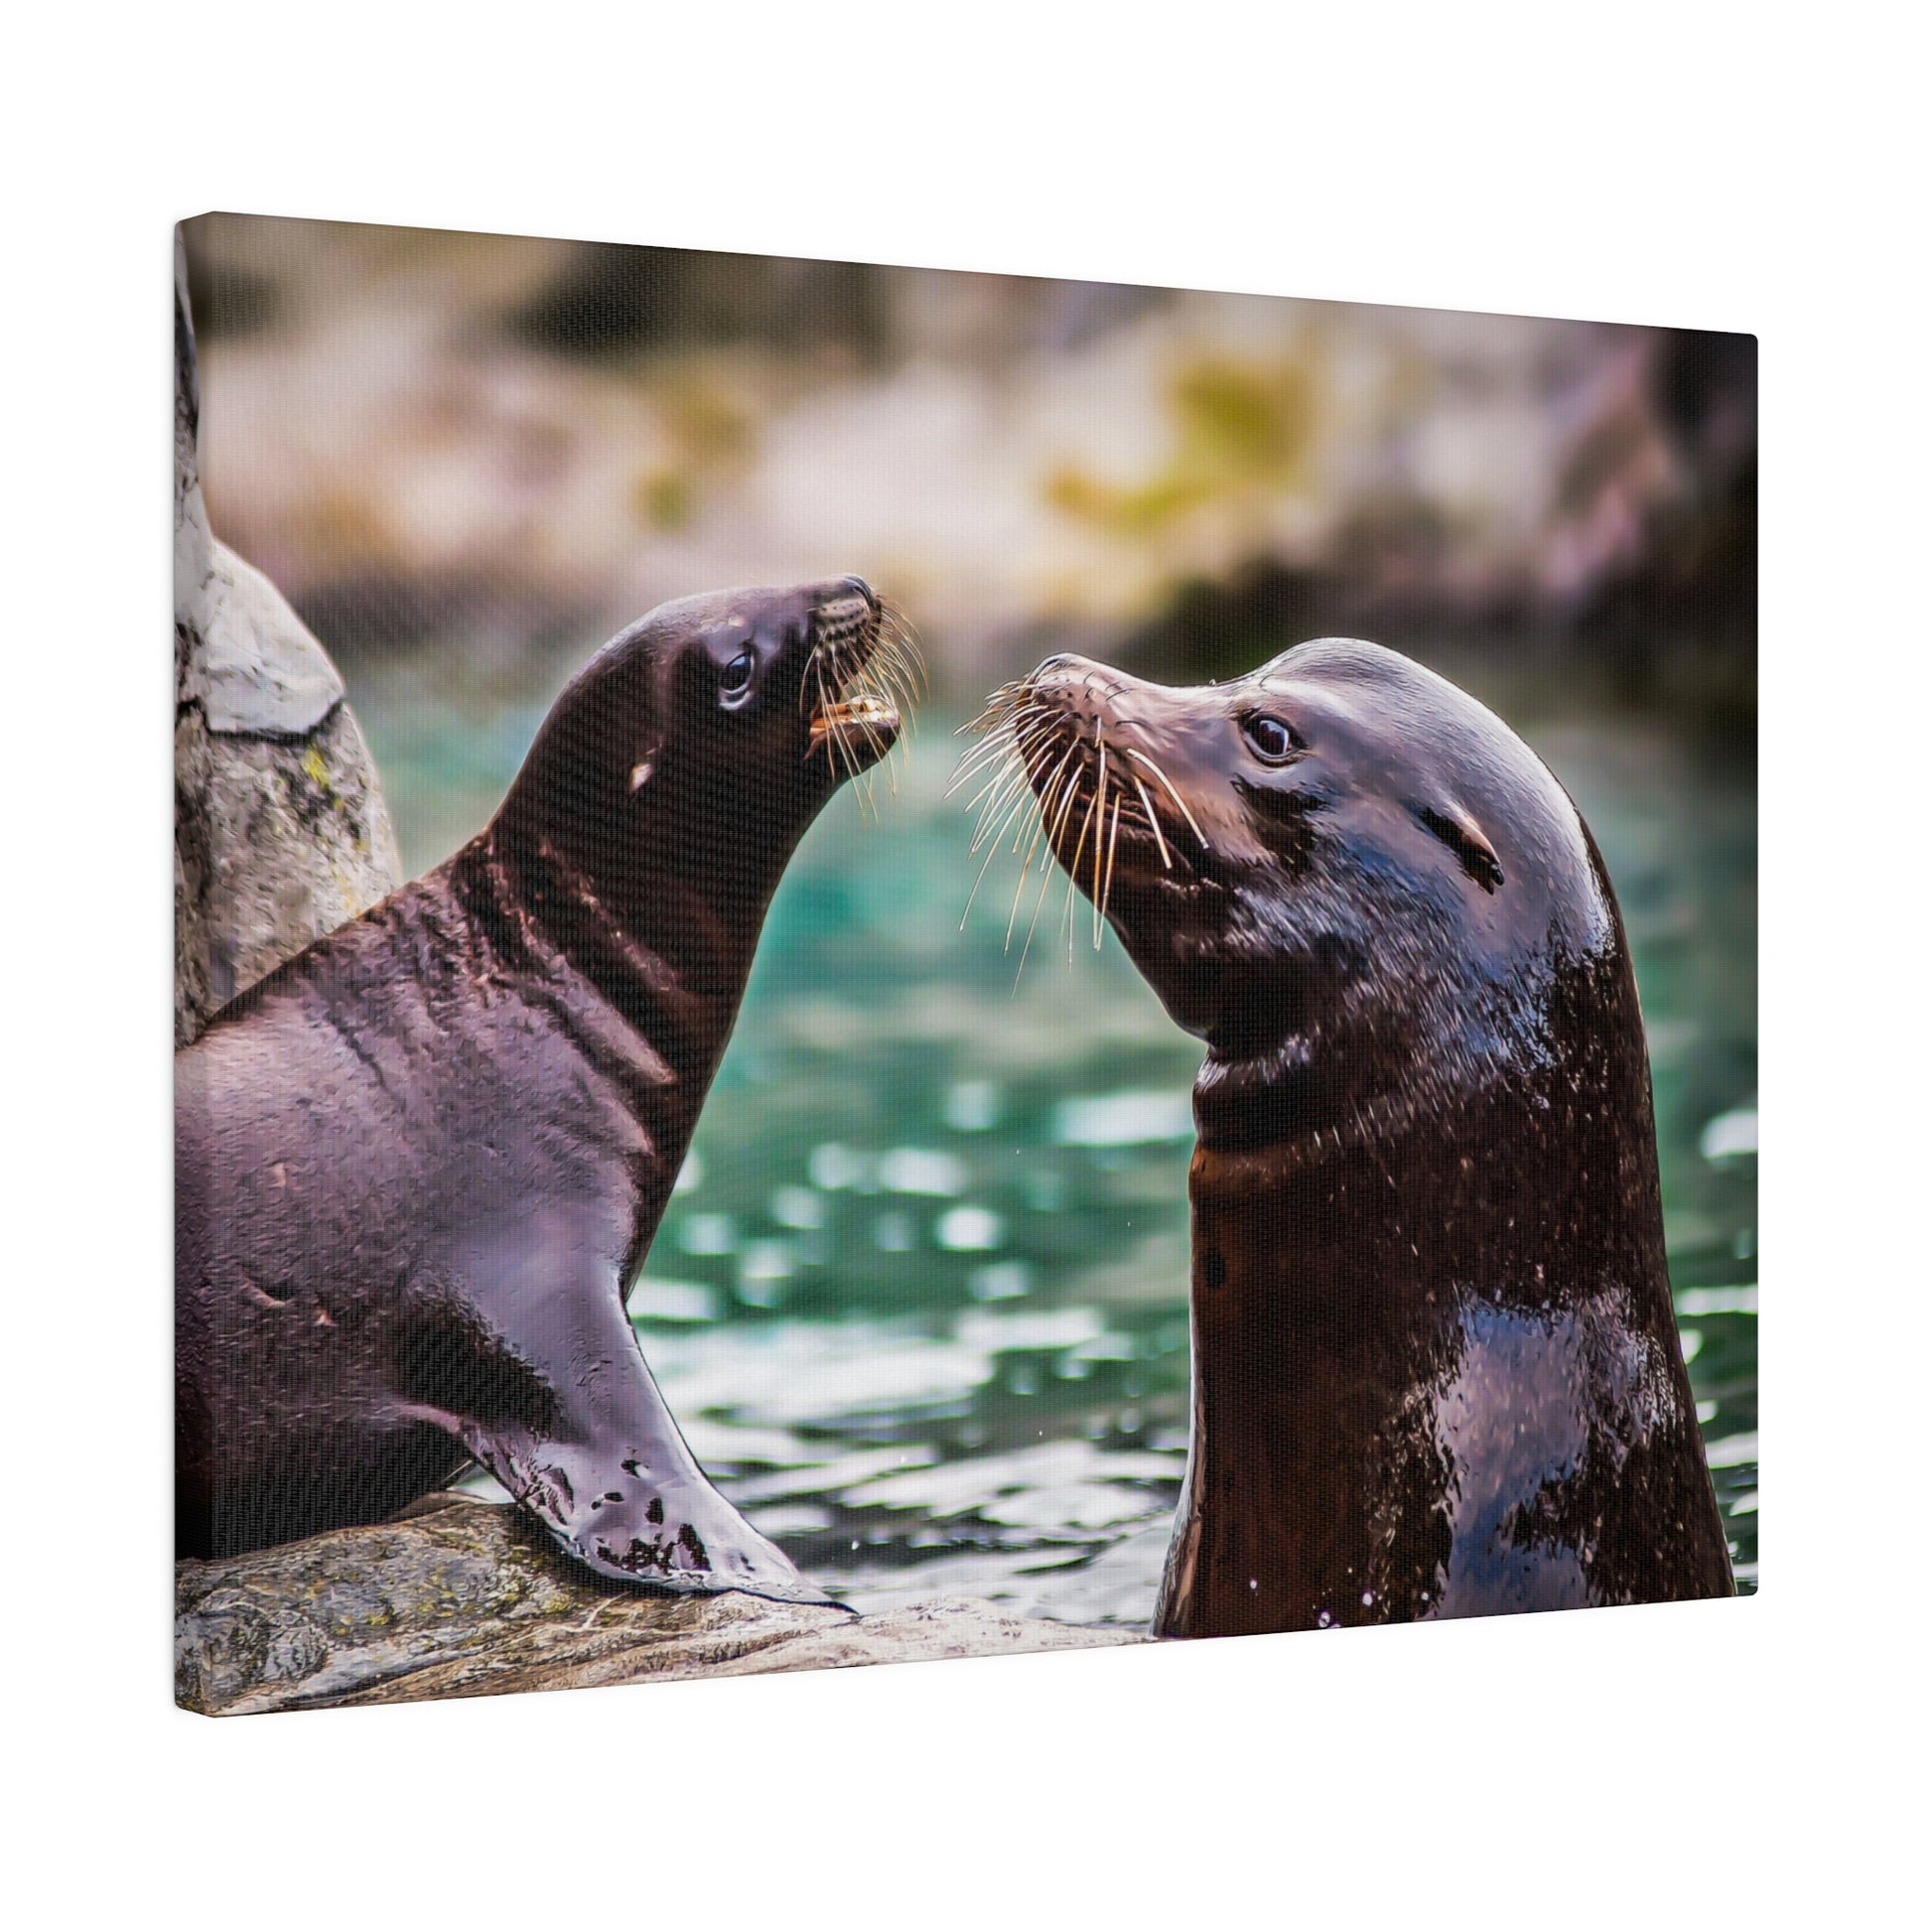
[493,576,916,940]
[973,638,1619,1134]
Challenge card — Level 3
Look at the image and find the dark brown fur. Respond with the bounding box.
[970,639,1733,1634]
[177,578,908,1601]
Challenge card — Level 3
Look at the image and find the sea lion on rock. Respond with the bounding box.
[177,577,916,1602]
[961,639,1733,1635]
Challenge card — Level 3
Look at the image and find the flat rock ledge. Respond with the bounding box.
[176,1496,1144,1716]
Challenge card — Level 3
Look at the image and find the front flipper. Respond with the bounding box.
[411,1209,839,1607]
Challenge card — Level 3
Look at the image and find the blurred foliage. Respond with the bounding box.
[503,242,893,368]
[1047,352,1319,539]
[180,214,1755,733]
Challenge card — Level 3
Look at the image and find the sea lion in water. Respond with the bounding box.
[962,639,1733,1635]
[177,577,916,1601]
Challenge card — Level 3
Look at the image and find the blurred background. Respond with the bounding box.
[182,213,1757,1610]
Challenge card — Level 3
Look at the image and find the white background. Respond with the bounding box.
[4,4,1922,1924]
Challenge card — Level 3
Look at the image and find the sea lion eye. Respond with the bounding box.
[719,649,756,702]
[1243,714,1301,762]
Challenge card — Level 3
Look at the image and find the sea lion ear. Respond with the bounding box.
[1411,798,1504,893]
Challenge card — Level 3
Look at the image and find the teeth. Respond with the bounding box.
[811,695,898,733]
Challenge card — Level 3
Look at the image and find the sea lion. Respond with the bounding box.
[961,639,1734,1635]
[177,576,917,1602]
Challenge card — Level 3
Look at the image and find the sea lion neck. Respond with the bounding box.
[1188,936,1659,1273]
[485,670,820,992]
[468,575,914,1076]
[1163,939,1703,1636]
[453,822,759,1097]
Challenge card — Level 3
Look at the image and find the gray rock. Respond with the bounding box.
[176,1496,1143,1716]
[173,226,401,1045]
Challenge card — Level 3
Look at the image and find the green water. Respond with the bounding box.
[360,667,1758,1619]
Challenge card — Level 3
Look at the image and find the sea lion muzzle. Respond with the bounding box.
[801,579,917,776]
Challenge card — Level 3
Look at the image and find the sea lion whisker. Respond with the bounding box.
[828,667,872,814]
[998,707,1056,751]
[954,704,1050,774]
[974,731,1055,818]
[1010,732,1066,823]
[1124,747,1211,852]
[887,664,918,751]
[949,741,1015,797]
[1007,777,1069,986]
[1089,748,1108,942]
[1012,820,1064,987]
[1062,784,1097,903]
[946,734,1012,787]
[949,730,1027,794]
[975,766,1038,855]
[958,681,1026,733]
[870,648,916,747]
[1025,737,1082,856]
[968,771,1026,844]
[851,705,898,795]
[876,601,927,698]
[1098,791,1123,947]
[1008,758,1062,859]
[966,785,1020,847]
[973,745,1037,822]
[968,764,1031,851]
[1062,781,1101,963]
[883,628,926,701]
[986,742,1055,856]
[803,657,840,770]
[1048,763,1086,849]
[960,750,1024,820]
[1007,810,1051,949]
[1130,772,1173,870]
[959,784,1039,928]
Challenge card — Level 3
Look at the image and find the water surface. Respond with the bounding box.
[362,674,1758,1619]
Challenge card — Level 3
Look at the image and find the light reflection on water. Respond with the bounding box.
[397,701,1757,1618]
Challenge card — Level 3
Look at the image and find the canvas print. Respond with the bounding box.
[173,216,1756,1714]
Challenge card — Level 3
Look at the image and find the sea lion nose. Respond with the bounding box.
[840,574,878,612]
[1032,653,1111,710]
[1033,652,1092,689]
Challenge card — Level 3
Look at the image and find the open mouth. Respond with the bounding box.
[806,595,920,779]
[809,691,900,747]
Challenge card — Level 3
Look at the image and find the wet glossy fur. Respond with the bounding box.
[979,639,1733,1634]
[177,578,903,1603]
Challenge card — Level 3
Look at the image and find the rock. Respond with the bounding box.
[174,225,401,1045]
[176,1496,1143,1716]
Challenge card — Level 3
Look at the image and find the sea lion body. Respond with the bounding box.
[177,577,913,1600]
[969,639,1732,1634]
